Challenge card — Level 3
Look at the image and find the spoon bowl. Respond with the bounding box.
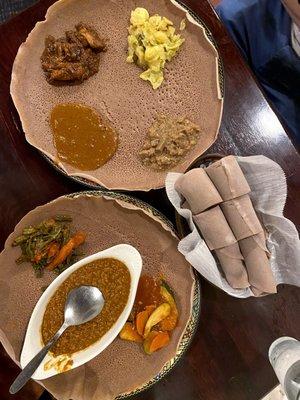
[64,286,104,326]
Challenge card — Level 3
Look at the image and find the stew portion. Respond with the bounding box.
[42,258,130,356]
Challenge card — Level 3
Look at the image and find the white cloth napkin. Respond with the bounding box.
[165,155,300,298]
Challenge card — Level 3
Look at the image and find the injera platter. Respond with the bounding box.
[0,191,200,400]
[10,0,223,191]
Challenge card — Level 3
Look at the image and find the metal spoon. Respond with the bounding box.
[10,285,104,394]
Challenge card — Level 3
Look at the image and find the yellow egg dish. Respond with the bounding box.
[127,7,185,89]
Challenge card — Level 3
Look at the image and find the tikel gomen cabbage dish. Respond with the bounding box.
[127,7,185,89]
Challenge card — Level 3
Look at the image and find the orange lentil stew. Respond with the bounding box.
[41,258,131,356]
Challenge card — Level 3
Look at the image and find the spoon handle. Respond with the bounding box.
[9,323,68,395]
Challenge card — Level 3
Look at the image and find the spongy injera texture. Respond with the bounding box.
[10,0,223,190]
[0,194,195,400]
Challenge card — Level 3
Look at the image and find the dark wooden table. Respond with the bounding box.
[1,1,299,399]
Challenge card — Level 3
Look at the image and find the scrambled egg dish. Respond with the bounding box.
[127,7,185,89]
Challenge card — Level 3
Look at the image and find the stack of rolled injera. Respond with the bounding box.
[175,156,277,296]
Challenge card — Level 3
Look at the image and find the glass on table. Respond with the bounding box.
[269,337,300,400]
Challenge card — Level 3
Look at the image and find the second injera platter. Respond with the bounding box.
[11,0,223,190]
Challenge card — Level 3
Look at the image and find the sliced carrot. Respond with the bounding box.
[143,331,170,354]
[71,231,86,247]
[143,331,159,354]
[119,322,143,343]
[149,331,170,353]
[47,242,60,259]
[46,240,74,270]
[136,311,149,336]
[136,305,156,336]
[46,231,86,270]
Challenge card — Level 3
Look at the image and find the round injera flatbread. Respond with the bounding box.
[0,193,196,400]
[10,0,223,191]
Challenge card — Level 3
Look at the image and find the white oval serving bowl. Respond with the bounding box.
[20,244,142,380]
